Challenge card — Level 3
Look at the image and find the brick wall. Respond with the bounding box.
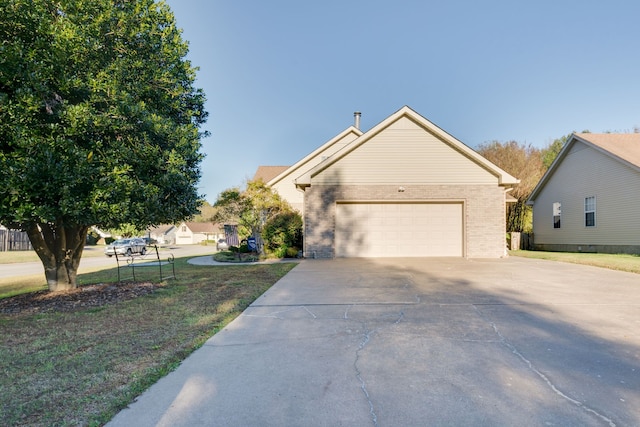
[303,184,506,258]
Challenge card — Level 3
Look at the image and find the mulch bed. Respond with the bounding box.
[0,282,163,315]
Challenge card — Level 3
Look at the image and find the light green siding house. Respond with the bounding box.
[528,133,640,254]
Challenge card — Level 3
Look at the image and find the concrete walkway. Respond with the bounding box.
[108,257,640,426]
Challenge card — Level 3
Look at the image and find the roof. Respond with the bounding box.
[575,133,640,168]
[295,106,519,188]
[253,166,290,183]
[148,224,175,235]
[182,222,221,233]
[528,132,640,202]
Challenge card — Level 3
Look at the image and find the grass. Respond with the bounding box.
[510,250,640,274]
[0,257,297,426]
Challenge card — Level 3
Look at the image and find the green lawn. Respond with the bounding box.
[510,250,640,274]
[0,257,297,426]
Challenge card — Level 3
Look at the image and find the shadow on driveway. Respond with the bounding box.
[109,257,639,427]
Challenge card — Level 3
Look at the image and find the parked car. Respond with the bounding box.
[105,238,147,257]
[141,237,157,246]
[216,238,229,251]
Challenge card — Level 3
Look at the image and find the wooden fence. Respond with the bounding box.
[0,229,33,251]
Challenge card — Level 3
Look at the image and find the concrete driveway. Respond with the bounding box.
[108,257,640,427]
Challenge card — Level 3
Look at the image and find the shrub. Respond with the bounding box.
[263,211,303,253]
[105,237,115,245]
[286,247,300,258]
[86,230,101,245]
[273,245,288,259]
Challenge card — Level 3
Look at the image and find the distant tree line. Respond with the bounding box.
[476,134,572,233]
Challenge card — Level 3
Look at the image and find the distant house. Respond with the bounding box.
[528,133,640,254]
[253,166,290,184]
[256,106,518,258]
[175,222,224,245]
[147,224,177,245]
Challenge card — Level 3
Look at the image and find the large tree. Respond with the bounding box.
[477,141,545,232]
[0,0,207,290]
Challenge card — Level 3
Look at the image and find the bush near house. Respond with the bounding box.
[263,211,303,257]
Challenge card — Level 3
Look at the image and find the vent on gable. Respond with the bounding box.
[354,111,361,129]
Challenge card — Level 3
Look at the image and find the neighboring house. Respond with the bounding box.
[175,222,224,245]
[147,224,177,245]
[265,106,518,258]
[253,166,290,184]
[528,133,640,254]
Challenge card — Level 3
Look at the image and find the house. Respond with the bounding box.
[527,133,640,254]
[174,222,224,245]
[147,224,177,245]
[253,166,290,184]
[264,124,364,213]
[267,106,519,258]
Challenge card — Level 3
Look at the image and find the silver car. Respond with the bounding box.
[105,238,147,257]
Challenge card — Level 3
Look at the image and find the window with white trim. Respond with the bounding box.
[584,196,596,227]
[553,202,561,229]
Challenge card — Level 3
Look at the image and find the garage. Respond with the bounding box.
[335,202,464,257]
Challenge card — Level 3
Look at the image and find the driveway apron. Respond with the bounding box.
[108,257,640,427]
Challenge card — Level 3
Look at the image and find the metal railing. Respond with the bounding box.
[114,245,175,283]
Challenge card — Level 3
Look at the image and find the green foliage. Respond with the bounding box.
[214,180,295,251]
[86,230,101,245]
[542,134,571,169]
[263,211,303,254]
[111,223,143,238]
[0,0,208,288]
[477,141,544,232]
[286,247,300,258]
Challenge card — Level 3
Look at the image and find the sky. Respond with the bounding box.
[164,0,640,203]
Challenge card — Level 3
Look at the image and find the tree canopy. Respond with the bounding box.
[213,180,294,253]
[477,137,573,233]
[477,141,545,232]
[0,0,208,290]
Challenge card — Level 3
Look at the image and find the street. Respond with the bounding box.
[0,245,217,280]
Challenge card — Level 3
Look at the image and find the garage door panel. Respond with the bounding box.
[335,203,463,257]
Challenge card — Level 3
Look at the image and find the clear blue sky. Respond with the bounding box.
[164,0,640,203]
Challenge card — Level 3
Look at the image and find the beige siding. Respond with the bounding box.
[269,131,360,214]
[271,181,304,213]
[313,117,497,185]
[533,141,640,246]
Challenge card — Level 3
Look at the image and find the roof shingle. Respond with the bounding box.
[576,133,640,168]
[253,166,290,183]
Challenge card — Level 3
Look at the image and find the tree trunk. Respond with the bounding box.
[25,221,89,291]
[507,200,530,233]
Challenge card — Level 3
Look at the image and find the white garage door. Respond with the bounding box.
[335,203,463,257]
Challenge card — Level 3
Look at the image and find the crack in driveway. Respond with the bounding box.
[473,305,617,427]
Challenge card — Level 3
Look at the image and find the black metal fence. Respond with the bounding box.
[0,229,33,251]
